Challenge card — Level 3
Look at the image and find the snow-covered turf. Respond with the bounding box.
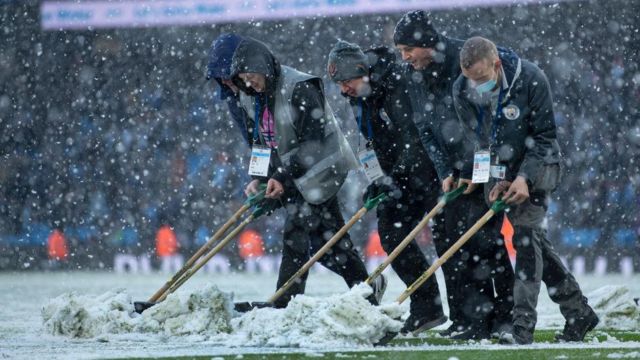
[1,270,639,359]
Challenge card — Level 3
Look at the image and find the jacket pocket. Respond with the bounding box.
[532,163,561,193]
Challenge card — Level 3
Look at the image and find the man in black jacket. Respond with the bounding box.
[229,37,386,308]
[454,36,598,344]
[327,41,447,334]
[393,10,515,339]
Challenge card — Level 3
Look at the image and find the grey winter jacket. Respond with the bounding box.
[452,48,562,188]
[230,37,358,204]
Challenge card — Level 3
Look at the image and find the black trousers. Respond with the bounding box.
[274,191,370,308]
[376,177,444,318]
[432,187,514,330]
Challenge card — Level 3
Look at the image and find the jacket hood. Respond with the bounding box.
[206,33,244,100]
[497,47,522,101]
[230,37,281,96]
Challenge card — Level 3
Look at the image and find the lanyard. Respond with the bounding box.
[475,86,505,145]
[357,98,374,149]
[253,94,273,147]
[253,95,262,142]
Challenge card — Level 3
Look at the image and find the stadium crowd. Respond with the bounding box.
[0,1,638,273]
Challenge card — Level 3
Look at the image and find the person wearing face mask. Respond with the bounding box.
[327,41,447,335]
[229,36,387,308]
[394,10,515,340]
[453,36,598,345]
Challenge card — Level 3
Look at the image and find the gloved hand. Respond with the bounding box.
[362,176,398,203]
[362,182,379,204]
[257,198,283,216]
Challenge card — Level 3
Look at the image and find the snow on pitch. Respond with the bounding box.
[589,285,640,330]
[41,285,234,338]
[41,283,403,347]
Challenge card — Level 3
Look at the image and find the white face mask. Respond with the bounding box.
[474,78,497,95]
[468,66,500,106]
[356,81,372,97]
[467,83,493,106]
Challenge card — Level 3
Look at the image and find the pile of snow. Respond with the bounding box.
[230,283,404,348]
[588,285,640,330]
[42,282,404,348]
[41,285,234,338]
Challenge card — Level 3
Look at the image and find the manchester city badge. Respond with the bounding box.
[503,104,520,120]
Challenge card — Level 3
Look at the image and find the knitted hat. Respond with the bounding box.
[393,10,439,48]
[327,40,369,82]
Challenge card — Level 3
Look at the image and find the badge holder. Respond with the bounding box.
[472,149,491,184]
[358,147,384,183]
[248,146,271,177]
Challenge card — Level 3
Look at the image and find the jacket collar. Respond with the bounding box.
[497,48,522,103]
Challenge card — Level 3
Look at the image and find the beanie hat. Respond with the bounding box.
[327,40,369,82]
[393,10,440,48]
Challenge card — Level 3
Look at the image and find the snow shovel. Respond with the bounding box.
[375,198,509,346]
[233,193,388,313]
[364,184,467,286]
[134,189,267,314]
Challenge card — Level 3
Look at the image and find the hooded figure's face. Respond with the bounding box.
[230,38,280,97]
[238,73,267,93]
[396,44,435,70]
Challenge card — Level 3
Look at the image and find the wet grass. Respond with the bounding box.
[118,329,640,360]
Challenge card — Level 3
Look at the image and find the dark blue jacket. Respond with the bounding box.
[403,36,468,181]
[345,46,438,187]
[207,33,249,144]
[452,48,562,183]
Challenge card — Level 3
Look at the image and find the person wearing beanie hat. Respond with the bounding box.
[394,11,516,341]
[393,9,439,47]
[328,40,448,335]
[327,40,369,83]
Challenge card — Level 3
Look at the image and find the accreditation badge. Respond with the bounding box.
[248,146,271,177]
[472,150,491,184]
[358,149,384,182]
[490,165,506,179]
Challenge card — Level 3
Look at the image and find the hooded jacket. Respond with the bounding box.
[403,35,468,181]
[453,48,562,186]
[345,46,438,186]
[206,33,249,143]
[230,38,359,204]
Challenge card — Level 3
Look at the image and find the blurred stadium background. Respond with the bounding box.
[0,0,638,276]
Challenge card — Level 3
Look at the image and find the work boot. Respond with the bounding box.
[491,321,514,339]
[451,323,491,341]
[438,322,469,337]
[400,312,448,335]
[366,274,388,306]
[555,307,599,342]
[498,325,533,345]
